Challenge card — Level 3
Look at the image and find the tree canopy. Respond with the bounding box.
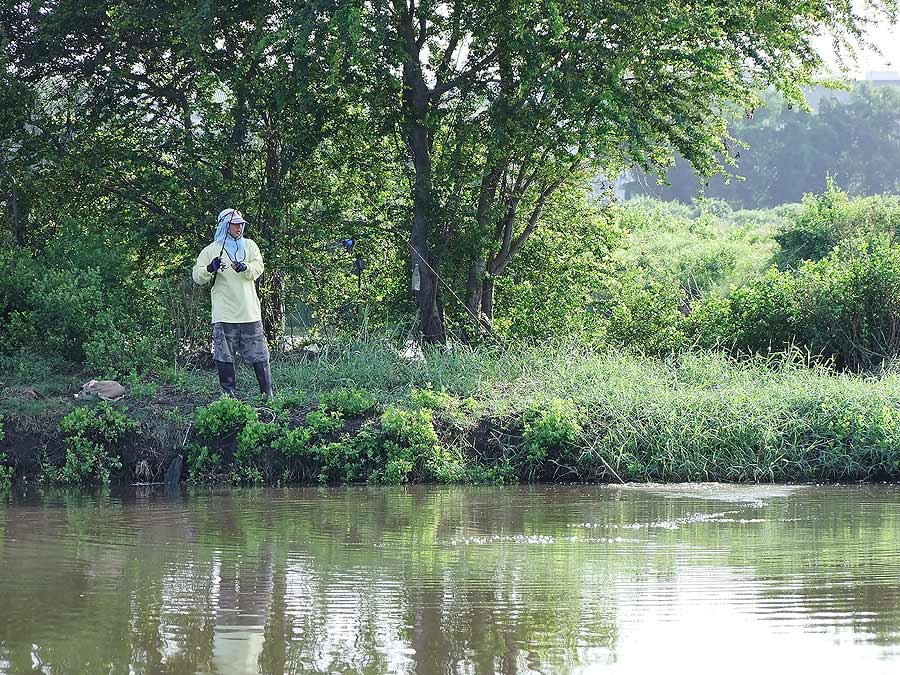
[2,0,896,345]
[631,83,900,207]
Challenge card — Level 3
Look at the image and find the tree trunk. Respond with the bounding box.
[401,13,445,343]
[6,175,25,247]
[259,270,285,353]
[464,257,486,321]
[460,162,506,341]
[259,131,286,350]
[481,276,495,323]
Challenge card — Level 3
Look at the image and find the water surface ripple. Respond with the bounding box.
[1,484,899,674]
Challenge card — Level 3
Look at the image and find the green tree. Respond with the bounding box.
[333,0,896,341]
[3,1,362,345]
[634,83,900,208]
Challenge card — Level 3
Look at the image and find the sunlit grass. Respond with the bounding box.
[5,339,900,483]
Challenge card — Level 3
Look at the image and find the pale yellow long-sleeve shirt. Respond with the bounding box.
[192,238,265,323]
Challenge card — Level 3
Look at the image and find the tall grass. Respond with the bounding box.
[256,338,900,483]
[7,338,900,484]
[614,197,783,297]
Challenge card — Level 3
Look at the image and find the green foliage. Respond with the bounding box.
[693,234,900,370]
[315,424,383,484]
[373,405,450,483]
[272,391,309,410]
[522,398,583,467]
[493,188,620,341]
[231,420,282,484]
[613,198,779,297]
[121,372,161,401]
[187,444,221,482]
[410,385,479,427]
[0,459,12,489]
[633,84,900,209]
[319,387,376,416]
[0,253,173,376]
[409,386,456,412]
[583,351,900,483]
[188,398,259,482]
[58,404,136,445]
[272,427,314,459]
[305,409,344,436]
[5,0,874,348]
[774,180,900,269]
[236,421,282,462]
[194,397,258,443]
[603,271,688,355]
[47,403,136,484]
[269,391,309,423]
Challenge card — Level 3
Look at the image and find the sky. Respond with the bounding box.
[816,10,900,78]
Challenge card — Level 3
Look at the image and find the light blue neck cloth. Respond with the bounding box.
[214,212,246,263]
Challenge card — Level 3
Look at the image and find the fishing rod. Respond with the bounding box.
[296,131,503,344]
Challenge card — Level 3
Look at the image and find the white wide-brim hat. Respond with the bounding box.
[218,208,247,225]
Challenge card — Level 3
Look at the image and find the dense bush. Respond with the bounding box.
[774,180,900,269]
[0,232,173,375]
[693,235,900,370]
[612,197,779,297]
[602,270,688,356]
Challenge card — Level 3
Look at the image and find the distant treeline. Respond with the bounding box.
[629,84,900,208]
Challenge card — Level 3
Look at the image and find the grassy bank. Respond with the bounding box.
[2,340,900,488]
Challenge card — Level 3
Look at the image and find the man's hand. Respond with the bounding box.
[207,257,223,273]
[233,261,247,273]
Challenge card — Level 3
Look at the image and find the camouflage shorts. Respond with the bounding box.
[211,321,270,365]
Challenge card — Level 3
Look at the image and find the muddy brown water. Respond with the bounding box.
[1,484,900,674]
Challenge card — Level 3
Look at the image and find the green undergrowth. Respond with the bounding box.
[3,346,900,485]
[176,346,900,485]
[44,403,137,485]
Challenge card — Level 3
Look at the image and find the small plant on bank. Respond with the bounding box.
[371,405,448,483]
[272,427,314,459]
[187,444,221,482]
[269,390,308,423]
[521,398,583,479]
[410,385,479,427]
[319,387,376,416]
[194,397,258,441]
[45,403,137,485]
[122,371,160,400]
[409,385,456,411]
[305,409,344,436]
[189,397,258,482]
[231,420,282,484]
[0,458,11,489]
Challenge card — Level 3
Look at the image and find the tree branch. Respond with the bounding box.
[430,48,499,100]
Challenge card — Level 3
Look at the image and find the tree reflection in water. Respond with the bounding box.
[1,484,899,674]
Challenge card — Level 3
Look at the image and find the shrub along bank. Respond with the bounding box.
[2,345,900,488]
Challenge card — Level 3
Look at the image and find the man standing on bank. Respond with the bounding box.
[192,208,274,398]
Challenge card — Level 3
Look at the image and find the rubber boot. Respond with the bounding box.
[215,360,237,397]
[253,360,274,398]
